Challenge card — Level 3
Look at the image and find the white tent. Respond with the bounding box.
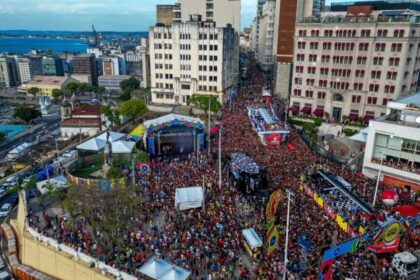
[175,186,204,211]
[242,228,263,250]
[97,131,125,142]
[7,142,31,160]
[36,175,68,194]
[76,138,106,151]
[111,141,135,154]
[139,257,191,280]
[349,127,369,143]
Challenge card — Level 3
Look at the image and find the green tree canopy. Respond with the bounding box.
[65,82,79,93]
[100,104,121,129]
[187,94,221,112]
[120,77,140,92]
[107,167,122,179]
[118,99,147,119]
[27,87,40,96]
[51,89,63,100]
[119,89,131,101]
[13,105,41,123]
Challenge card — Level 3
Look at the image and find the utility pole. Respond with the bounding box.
[218,126,222,189]
[208,98,211,156]
[283,189,293,280]
[202,175,205,212]
[372,157,383,208]
[132,157,135,187]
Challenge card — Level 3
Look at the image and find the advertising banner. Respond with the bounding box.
[265,189,283,222]
[319,259,334,280]
[368,220,401,253]
[265,133,281,146]
[197,133,205,151]
[322,238,360,262]
[147,137,155,155]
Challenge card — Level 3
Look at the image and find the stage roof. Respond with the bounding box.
[144,113,203,130]
[139,257,191,280]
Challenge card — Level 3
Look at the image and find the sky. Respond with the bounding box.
[0,0,259,32]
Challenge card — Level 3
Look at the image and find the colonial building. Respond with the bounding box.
[290,2,420,121]
[60,95,102,140]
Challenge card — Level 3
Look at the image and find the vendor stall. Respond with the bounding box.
[242,228,263,259]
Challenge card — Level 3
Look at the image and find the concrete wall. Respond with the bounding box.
[147,104,174,113]
[274,62,292,99]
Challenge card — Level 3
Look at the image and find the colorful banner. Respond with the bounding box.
[137,163,151,173]
[265,133,281,146]
[336,214,348,232]
[197,133,205,151]
[319,259,333,280]
[265,189,283,222]
[264,224,279,257]
[323,203,337,220]
[322,238,360,262]
[147,137,155,155]
[368,220,402,253]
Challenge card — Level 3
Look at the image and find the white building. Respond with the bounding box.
[290,4,420,122]
[17,57,31,83]
[257,0,276,70]
[101,55,126,76]
[362,93,420,191]
[98,75,131,92]
[0,56,19,88]
[173,0,240,32]
[149,15,236,105]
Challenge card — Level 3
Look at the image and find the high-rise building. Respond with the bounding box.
[17,57,31,83]
[140,38,151,88]
[72,54,98,86]
[149,15,236,105]
[289,2,420,122]
[173,0,240,32]
[42,56,64,76]
[28,56,43,77]
[157,5,175,25]
[0,56,19,88]
[256,0,276,70]
[102,56,127,76]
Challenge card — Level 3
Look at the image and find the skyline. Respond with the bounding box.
[0,0,349,32]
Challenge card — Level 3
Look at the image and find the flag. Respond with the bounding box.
[265,224,279,257]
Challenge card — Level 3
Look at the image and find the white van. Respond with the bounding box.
[392,251,419,279]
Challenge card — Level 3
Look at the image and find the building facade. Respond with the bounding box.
[42,56,64,76]
[157,4,175,26]
[102,56,126,76]
[257,0,276,70]
[17,57,31,83]
[98,75,131,92]
[25,76,76,97]
[149,16,235,105]
[362,94,420,191]
[72,54,98,86]
[0,56,19,88]
[290,10,420,121]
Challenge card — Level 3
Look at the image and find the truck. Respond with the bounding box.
[392,251,419,279]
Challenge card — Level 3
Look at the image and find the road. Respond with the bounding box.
[0,112,61,160]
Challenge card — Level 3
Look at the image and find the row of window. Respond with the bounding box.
[198,85,218,91]
[154,53,173,60]
[198,55,218,61]
[297,53,405,66]
[292,90,393,105]
[153,43,172,50]
[199,65,218,72]
[199,44,218,51]
[154,64,173,70]
[155,73,173,79]
[298,29,408,38]
[198,75,218,82]
[153,32,172,39]
[198,33,218,40]
[155,83,174,89]
[298,42,405,52]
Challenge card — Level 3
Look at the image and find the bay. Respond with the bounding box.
[0,37,88,54]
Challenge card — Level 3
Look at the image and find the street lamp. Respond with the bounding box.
[283,188,294,280]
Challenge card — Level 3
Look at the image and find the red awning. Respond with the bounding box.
[348,113,359,121]
[313,108,324,117]
[394,202,420,218]
[289,105,299,114]
[300,106,311,115]
[363,114,374,123]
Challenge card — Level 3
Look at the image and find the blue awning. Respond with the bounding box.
[381,10,404,16]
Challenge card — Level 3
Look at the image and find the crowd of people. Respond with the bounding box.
[26,55,419,280]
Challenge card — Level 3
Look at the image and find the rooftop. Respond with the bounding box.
[61,118,101,127]
[27,76,69,86]
[71,104,101,116]
[98,75,131,80]
[300,14,420,24]
[393,92,420,105]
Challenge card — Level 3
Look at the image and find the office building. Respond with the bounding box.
[17,57,32,83]
[362,93,420,191]
[42,56,64,76]
[257,0,276,70]
[289,2,420,121]
[72,54,98,86]
[0,56,19,88]
[149,15,236,105]
[140,38,151,88]
[102,56,126,76]
[28,56,43,77]
[98,75,131,92]
[157,5,175,25]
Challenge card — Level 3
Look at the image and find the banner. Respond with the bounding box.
[265,189,283,222]
[323,203,336,219]
[197,133,205,151]
[319,259,333,280]
[147,137,155,155]
[137,163,151,173]
[265,133,281,146]
[264,224,279,257]
[368,220,401,253]
[322,238,360,262]
[335,214,348,232]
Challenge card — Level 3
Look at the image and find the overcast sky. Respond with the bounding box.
[0,0,348,32]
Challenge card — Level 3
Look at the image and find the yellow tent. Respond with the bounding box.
[130,124,145,137]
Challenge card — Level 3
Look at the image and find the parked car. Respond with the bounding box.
[0,203,12,218]
[0,271,12,280]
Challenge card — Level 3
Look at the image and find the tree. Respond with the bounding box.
[107,167,122,179]
[118,99,147,120]
[6,175,36,195]
[101,104,121,129]
[133,151,150,163]
[187,94,221,112]
[13,105,41,123]
[119,89,131,101]
[120,77,140,92]
[65,82,79,94]
[28,87,40,96]
[51,89,63,100]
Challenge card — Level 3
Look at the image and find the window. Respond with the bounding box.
[369,84,379,92]
[318,80,327,87]
[391,43,402,52]
[353,83,363,91]
[388,57,400,67]
[377,29,388,37]
[181,84,190,90]
[367,96,378,105]
[307,66,316,74]
[382,98,392,105]
[355,70,365,78]
[357,56,367,65]
[297,54,305,61]
[305,90,313,98]
[358,43,369,51]
[373,57,383,66]
[297,41,306,49]
[352,95,362,103]
[293,89,302,96]
[295,66,304,73]
[294,77,302,85]
[306,79,315,86]
[394,29,405,37]
[310,42,318,50]
[324,30,333,37]
[387,71,398,80]
[361,29,371,37]
[384,85,395,93]
[298,30,307,37]
[320,68,329,75]
[317,92,326,99]
[311,30,320,37]
[375,43,386,52]
[308,54,317,62]
[322,42,331,50]
[371,70,381,79]
[321,55,330,63]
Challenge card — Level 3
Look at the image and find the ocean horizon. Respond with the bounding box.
[0,37,89,54]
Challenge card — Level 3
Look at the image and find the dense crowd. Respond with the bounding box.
[27,56,419,280]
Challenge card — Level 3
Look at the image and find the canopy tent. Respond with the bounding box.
[97,131,125,142]
[112,141,135,154]
[36,175,68,194]
[242,228,263,250]
[76,138,106,151]
[350,132,367,142]
[130,124,145,138]
[144,113,203,132]
[175,186,204,211]
[139,257,191,280]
